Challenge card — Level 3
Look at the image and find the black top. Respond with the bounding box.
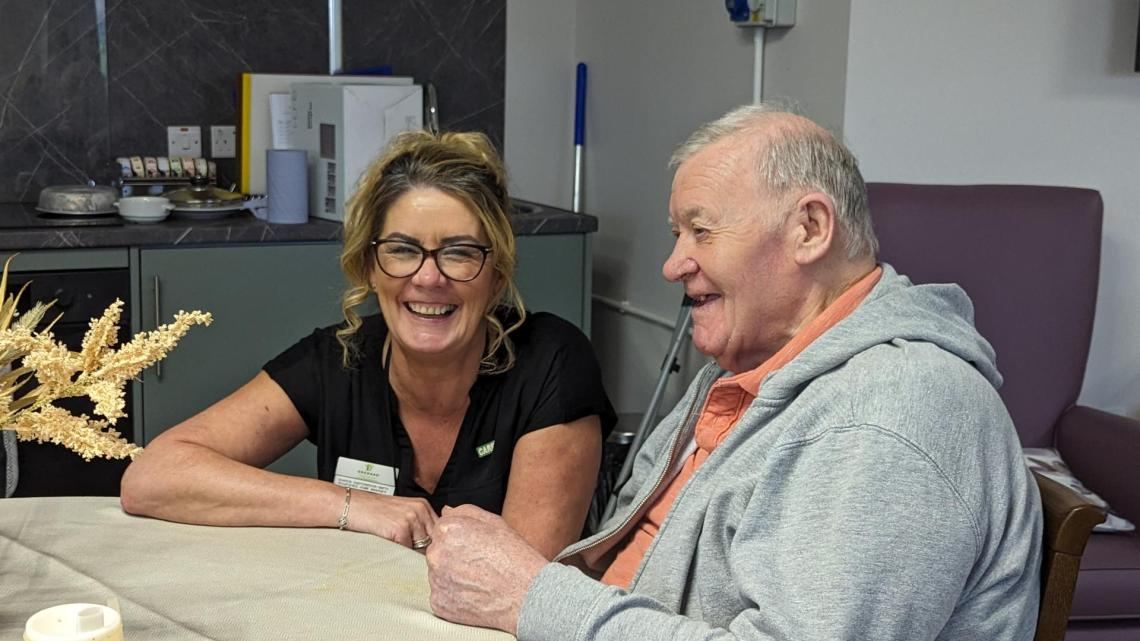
[263,311,617,514]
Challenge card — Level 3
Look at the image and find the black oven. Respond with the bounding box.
[7,268,134,497]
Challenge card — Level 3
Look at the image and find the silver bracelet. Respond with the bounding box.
[337,487,352,530]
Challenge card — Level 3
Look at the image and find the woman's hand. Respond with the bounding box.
[347,491,438,549]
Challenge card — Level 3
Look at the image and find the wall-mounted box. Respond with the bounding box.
[210,125,236,158]
[167,126,201,158]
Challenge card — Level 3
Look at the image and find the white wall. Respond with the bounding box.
[763,0,853,135]
[507,1,854,415]
[504,0,577,207]
[572,1,753,413]
[844,0,1140,419]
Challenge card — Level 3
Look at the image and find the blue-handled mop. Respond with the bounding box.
[572,63,587,213]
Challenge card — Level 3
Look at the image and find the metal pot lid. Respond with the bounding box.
[165,177,243,208]
[37,184,118,215]
[41,184,117,198]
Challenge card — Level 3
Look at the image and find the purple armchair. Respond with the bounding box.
[867,183,1140,640]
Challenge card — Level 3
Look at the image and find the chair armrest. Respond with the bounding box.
[1033,472,1105,641]
[1033,472,1106,556]
[1056,404,1140,523]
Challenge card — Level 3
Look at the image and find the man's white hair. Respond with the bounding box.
[670,103,878,259]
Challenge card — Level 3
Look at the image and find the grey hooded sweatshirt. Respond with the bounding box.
[519,264,1042,641]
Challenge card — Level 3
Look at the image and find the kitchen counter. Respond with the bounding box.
[0,200,598,250]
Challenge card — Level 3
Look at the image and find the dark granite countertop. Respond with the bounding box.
[0,200,598,250]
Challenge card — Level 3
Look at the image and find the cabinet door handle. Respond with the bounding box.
[153,274,162,381]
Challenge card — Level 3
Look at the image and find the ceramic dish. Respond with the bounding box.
[169,203,245,220]
[116,196,174,224]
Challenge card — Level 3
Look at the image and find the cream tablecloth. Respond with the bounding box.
[0,496,513,640]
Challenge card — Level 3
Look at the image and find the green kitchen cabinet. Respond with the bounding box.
[136,243,345,476]
[514,234,591,335]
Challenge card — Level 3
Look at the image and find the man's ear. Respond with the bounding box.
[789,191,838,265]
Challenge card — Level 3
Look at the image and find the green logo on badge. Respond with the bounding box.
[476,441,495,458]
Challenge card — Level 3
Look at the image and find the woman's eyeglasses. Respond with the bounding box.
[370,239,492,282]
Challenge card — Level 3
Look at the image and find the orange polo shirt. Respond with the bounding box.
[601,267,882,588]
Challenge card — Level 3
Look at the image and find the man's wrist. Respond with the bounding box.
[503,553,548,635]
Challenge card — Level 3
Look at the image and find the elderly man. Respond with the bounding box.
[426,105,1043,640]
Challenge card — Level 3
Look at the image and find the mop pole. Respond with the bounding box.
[572,63,587,212]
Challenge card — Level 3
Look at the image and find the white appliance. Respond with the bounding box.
[291,83,423,222]
[237,72,414,195]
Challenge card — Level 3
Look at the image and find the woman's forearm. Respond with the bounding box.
[501,416,604,559]
[120,439,344,529]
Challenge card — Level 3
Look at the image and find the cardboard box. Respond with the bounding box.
[291,83,423,222]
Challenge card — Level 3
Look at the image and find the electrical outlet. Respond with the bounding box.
[210,125,236,158]
[167,126,202,158]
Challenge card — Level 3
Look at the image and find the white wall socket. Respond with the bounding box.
[211,125,236,158]
[167,126,201,158]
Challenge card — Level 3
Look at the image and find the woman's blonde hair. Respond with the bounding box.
[336,130,526,374]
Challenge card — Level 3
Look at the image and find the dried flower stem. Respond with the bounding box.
[0,256,211,460]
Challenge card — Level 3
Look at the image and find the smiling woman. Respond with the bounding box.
[368,187,502,376]
[337,132,528,375]
[120,132,616,561]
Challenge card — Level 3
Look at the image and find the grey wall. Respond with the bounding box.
[0,0,505,203]
[503,0,575,207]
[506,0,854,415]
[573,0,751,413]
[762,0,851,134]
[844,0,1140,419]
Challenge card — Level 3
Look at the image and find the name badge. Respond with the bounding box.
[334,456,398,495]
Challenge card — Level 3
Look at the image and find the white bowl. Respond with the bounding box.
[115,196,173,223]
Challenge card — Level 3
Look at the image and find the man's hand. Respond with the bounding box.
[426,505,549,634]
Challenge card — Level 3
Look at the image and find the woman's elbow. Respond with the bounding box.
[119,456,149,515]
[118,446,169,515]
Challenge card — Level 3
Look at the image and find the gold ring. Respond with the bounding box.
[412,536,432,550]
